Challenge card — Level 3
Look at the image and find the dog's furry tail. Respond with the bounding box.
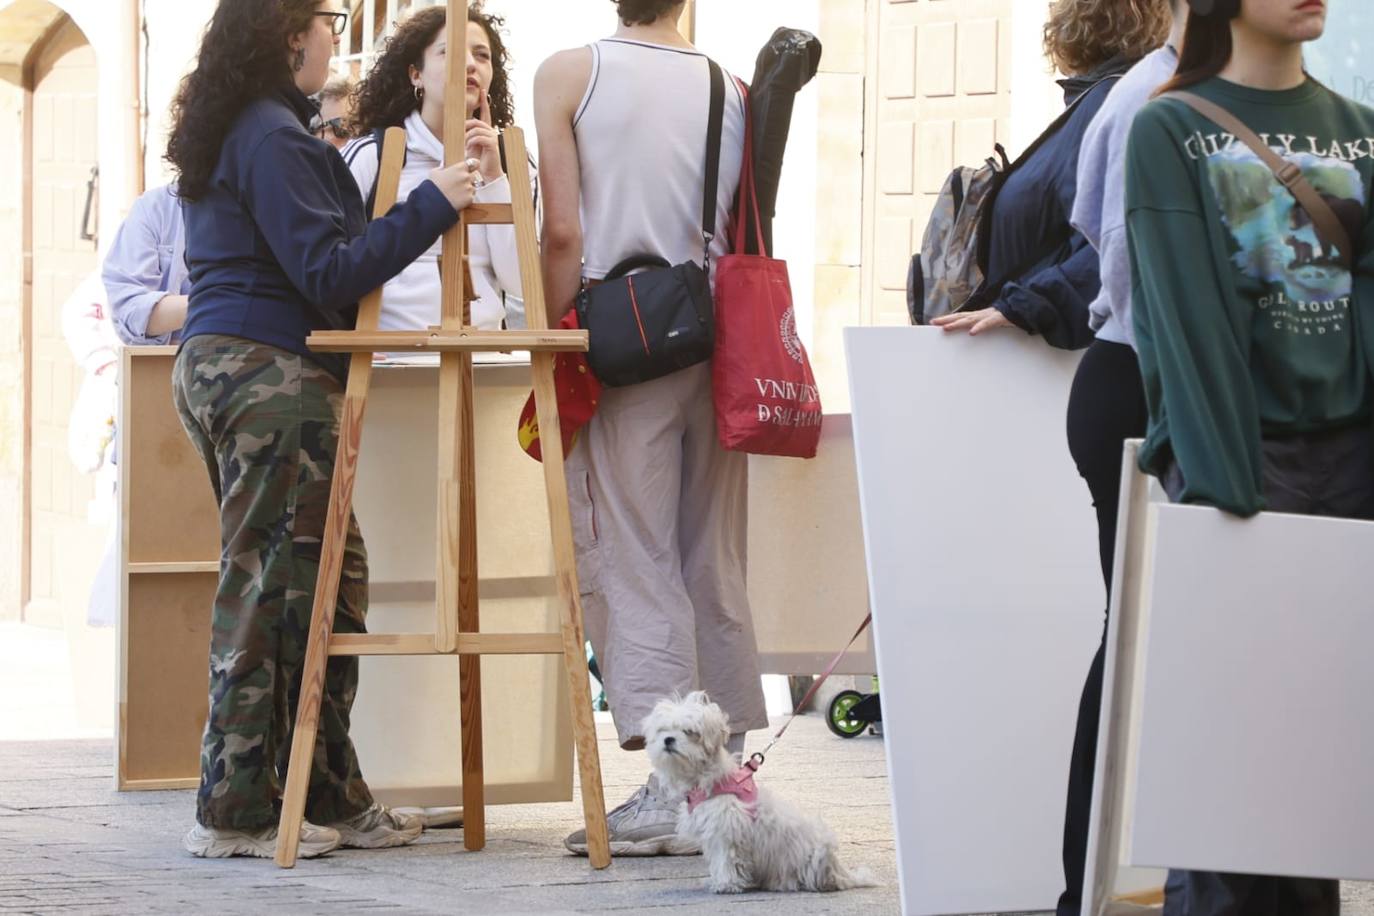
[831,863,880,890]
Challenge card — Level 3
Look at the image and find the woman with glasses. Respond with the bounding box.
[165,0,479,860]
[344,2,531,331]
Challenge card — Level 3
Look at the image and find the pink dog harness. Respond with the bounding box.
[685,757,761,819]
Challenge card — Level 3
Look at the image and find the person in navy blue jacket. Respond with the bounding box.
[163,0,477,860]
[931,2,1160,349]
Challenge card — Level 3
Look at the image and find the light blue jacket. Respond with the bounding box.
[1071,45,1178,348]
[103,183,189,345]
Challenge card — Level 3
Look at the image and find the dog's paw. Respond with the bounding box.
[706,879,748,895]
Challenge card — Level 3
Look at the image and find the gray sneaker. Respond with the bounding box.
[183,821,340,859]
[564,774,700,857]
[332,803,424,849]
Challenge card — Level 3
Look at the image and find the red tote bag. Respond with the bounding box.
[712,82,822,458]
[517,309,602,462]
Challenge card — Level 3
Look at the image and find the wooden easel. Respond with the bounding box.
[273,6,610,870]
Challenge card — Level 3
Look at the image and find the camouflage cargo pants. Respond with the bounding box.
[172,334,374,831]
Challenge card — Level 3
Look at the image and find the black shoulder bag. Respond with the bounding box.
[574,59,727,387]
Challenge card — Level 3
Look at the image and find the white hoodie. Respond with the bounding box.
[343,110,531,330]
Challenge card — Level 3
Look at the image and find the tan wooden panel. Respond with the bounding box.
[864,0,1017,329]
[124,352,220,564]
[118,353,573,804]
[120,571,215,785]
[26,18,100,625]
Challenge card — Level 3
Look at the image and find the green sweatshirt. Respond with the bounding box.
[1126,77,1374,516]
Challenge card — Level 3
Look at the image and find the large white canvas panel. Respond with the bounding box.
[1128,503,1374,881]
[845,327,1101,915]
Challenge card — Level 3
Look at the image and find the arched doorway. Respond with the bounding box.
[23,13,108,701]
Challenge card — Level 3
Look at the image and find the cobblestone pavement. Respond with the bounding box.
[1,618,1370,915]
[3,729,1371,916]
[0,716,902,915]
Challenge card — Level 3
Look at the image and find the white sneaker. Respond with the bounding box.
[332,803,424,849]
[563,773,700,857]
[183,821,341,859]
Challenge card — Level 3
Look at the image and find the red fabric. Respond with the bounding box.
[712,80,822,459]
[518,310,602,462]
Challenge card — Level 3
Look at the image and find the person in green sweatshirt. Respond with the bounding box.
[1126,0,1373,913]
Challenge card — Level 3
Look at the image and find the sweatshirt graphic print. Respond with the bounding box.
[1193,129,1365,342]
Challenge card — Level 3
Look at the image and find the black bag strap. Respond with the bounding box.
[363,126,408,220]
[702,58,726,266]
[968,74,1120,306]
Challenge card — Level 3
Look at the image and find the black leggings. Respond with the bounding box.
[1057,339,1149,916]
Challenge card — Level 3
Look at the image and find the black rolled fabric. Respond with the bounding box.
[745,28,823,256]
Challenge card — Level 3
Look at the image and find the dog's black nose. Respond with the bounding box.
[663,736,676,748]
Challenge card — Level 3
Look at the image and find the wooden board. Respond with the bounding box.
[119,571,215,786]
[1127,504,1374,879]
[122,347,219,564]
[1082,442,1167,912]
[747,415,874,675]
[117,351,573,804]
[1086,446,1374,911]
[845,326,1101,916]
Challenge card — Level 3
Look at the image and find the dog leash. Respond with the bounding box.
[749,612,873,770]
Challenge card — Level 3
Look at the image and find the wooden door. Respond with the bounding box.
[26,18,102,627]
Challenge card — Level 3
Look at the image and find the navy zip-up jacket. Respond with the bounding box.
[984,57,1133,350]
[180,86,459,379]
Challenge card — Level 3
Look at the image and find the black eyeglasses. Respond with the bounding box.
[310,115,350,140]
[315,11,348,37]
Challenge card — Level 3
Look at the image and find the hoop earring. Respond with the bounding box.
[292,48,306,72]
[414,86,424,104]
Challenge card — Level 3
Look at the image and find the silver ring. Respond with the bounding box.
[465,157,481,172]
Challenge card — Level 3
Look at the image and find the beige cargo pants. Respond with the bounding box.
[566,362,769,749]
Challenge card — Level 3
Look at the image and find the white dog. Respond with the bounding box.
[643,692,878,894]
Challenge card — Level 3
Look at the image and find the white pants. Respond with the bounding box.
[567,362,768,748]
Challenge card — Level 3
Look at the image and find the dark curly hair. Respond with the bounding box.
[612,0,685,27]
[166,0,319,201]
[350,4,514,135]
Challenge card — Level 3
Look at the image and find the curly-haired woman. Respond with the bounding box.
[165,0,478,859]
[343,3,531,331]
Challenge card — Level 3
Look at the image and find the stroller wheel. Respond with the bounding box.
[826,690,867,738]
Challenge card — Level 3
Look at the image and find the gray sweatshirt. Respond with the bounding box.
[1071,45,1179,347]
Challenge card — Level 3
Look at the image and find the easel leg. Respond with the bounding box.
[457,353,485,851]
[530,352,611,869]
[275,366,372,868]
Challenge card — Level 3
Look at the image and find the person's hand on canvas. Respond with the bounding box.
[931,307,1012,336]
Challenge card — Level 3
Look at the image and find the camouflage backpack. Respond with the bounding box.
[908,73,1122,325]
[908,145,1009,325]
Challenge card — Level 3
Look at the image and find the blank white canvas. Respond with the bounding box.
[845,327,1101,915]
[1128,503,1374,881]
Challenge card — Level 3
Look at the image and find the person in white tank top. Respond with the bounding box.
[341,5,530,332]
[535,0,768,859]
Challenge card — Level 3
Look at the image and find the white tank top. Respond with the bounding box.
[574,39,746,283]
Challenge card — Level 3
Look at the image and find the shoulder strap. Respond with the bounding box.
[1010,75,1117,171]
[363,128,387,219]
[969,77,1120,301]
[702,59,726,262]
[1163,90,1353,269]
